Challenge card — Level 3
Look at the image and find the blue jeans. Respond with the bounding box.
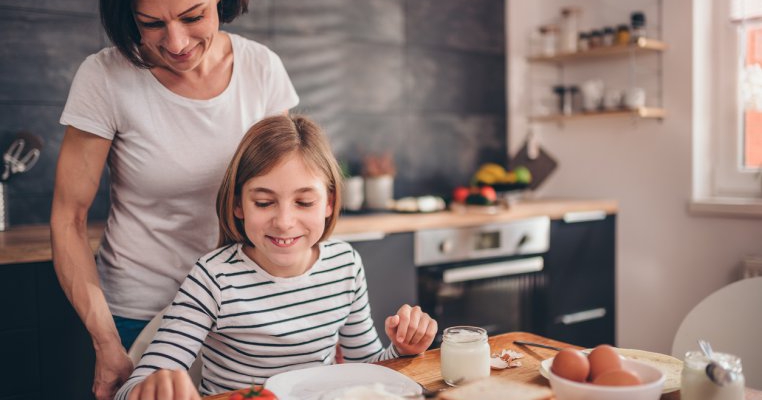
[113,315,150,350]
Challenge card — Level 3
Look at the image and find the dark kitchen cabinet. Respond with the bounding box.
[541,213,616,348]
[0,262,95,400]
[342,231,417,347]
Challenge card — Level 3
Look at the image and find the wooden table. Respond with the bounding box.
[204,331,761,400]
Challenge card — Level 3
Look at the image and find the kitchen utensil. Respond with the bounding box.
[508,140,558,191]
[0,182,7,231]
[1,131,43,181]
[513,340,563,351]
[698,339,738,386]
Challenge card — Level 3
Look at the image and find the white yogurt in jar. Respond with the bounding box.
[681,351,745,400]
[439,326,490,386]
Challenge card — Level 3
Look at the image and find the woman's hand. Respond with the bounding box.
[128,369,200,400]
[92,342,133,400]
[384,304,438,356]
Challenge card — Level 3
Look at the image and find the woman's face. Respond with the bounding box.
[234,153,334,278]
[133,0,220,73]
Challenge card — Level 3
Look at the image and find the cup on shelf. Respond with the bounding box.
[581,80,604,112]
[342,176,364,211]
[603,89,623,110]
[623,87,646,109]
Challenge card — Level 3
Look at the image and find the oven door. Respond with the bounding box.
[418,256,547,346]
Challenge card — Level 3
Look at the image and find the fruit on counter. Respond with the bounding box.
[514,166,532,184]
[473,163,507,185]
[229,386,278,400]
[465,193,492,205]
[452,186,470,203]
[473,163,532,187]
[479,185,497,203]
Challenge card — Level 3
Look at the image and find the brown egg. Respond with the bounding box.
[551,349,590,382]
[587,344,622,382]
[592,369,642,386]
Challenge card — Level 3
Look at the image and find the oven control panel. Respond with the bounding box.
[414,217,550,267]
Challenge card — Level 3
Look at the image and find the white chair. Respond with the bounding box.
[671,277,762,389]
[127,307,204,387]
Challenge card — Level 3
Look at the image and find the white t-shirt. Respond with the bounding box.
[60,33,299,320]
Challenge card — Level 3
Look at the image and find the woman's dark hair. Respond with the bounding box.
[99,0,249,68]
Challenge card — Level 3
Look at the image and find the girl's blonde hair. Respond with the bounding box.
[216,114,343,247]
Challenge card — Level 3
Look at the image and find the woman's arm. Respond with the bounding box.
[50,125,132,400]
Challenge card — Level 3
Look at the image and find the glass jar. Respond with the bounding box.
[539,25,558,57]
[559,7,580,54]
[631,11,646,42]
[681,351,745,400]
[589,29,603,48]
[602,26,615,46]
[616,24,631,45]
[578,32,589,52]
[440,326,490,386]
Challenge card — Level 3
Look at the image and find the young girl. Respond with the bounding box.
[116,115,438,399]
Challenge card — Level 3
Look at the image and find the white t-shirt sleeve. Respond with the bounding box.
[59,54,118,139]
[263,48,299,116]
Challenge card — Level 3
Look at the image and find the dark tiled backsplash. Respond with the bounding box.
[1,0,506,226]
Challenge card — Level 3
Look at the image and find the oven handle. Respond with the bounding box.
[442,256,544,283]
[556,307,607,325]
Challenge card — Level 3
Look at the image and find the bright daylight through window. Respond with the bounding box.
[691,0,762,215]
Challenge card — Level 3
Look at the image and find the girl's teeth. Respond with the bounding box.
[276,238,294,245]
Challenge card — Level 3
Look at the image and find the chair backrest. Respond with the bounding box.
[127,307,203,387]
[671,277,762,389]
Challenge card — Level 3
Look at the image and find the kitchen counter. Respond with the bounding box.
[0,198,617,265]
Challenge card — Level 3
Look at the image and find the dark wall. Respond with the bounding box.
[0,0,506,226]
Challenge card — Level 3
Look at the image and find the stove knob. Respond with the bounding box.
[439,239,453,254]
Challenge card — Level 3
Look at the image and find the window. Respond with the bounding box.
[691,0,762,215]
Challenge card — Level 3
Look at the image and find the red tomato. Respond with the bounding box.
[229,392,245,400]
[479,185,497,202]
[243,386,278,400]
[452,186,470,203]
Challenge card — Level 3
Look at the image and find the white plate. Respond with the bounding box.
[537,348,682,394]
[264,363,422,400]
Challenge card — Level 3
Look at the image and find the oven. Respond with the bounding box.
[416,217,550,346]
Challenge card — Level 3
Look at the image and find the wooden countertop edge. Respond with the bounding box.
[0,198,617,265]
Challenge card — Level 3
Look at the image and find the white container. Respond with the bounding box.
[341,176,364,211]
[548,358,664,400]
[560,7,580,53]
[439,326,490,386]
[681,351,745,400]
[624,87,646,109]
[364,175,394,210]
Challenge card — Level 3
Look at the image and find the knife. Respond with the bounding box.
[513,340,563,351]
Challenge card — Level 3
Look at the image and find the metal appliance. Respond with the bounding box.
[416,217,550,345]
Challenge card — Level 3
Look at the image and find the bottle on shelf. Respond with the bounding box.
[559,7,581,54]
[630,11,646,42]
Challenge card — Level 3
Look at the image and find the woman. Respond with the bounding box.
[50,0,298,399]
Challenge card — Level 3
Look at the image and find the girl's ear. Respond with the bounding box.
[233,198,244,219]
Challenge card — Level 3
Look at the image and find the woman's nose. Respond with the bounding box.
[164,22,190,54]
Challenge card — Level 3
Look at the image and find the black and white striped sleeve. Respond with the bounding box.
[337,249,398,363]
[115,260,221,399]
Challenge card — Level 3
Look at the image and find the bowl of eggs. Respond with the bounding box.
[546,345,665,400]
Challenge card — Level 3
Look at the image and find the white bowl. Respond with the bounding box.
[547,358,665,400]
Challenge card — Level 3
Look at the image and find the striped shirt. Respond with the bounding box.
[115,240,399,398]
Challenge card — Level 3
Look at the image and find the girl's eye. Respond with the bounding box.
[182,15,203,23]
[255,201,273,208]
[297,201,315,207]
[139,21,165,29]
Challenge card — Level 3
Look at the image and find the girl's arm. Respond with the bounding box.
[115,261,221,400]
[51,126,131,400]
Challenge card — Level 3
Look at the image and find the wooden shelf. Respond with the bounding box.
[527,38,668,63]
[529,107,666,123]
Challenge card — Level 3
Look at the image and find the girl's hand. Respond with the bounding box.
[128,369,200,400]
[384,304,438,356]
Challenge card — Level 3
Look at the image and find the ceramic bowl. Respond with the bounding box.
[548,358,665,400]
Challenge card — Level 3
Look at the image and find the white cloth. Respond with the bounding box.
[114,240,400,398]
[60,33,299,320]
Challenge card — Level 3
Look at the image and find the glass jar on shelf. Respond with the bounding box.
[559,7,581,53]
[602,26,615,46]
[616,24,631,45]
[631,11,646,41]
[539,24,559,57]
[577,32,589,52]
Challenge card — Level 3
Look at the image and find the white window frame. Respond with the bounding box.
[690,0,762,217]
